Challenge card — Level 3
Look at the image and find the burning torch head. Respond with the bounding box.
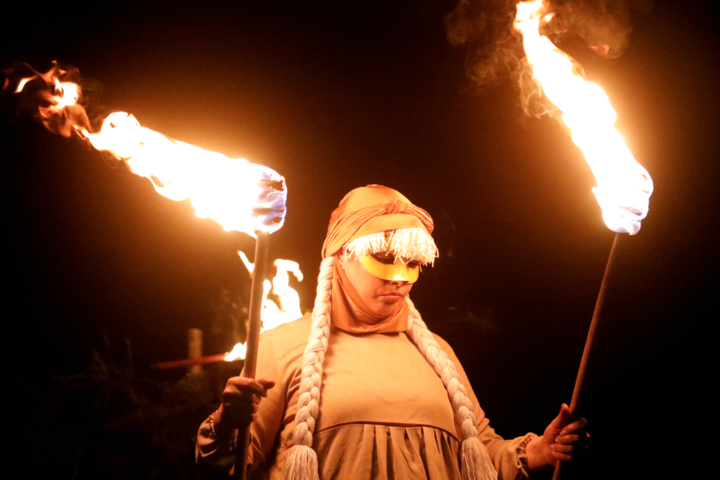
[85,111,288,237]
[5,62,288,239]
[252,169,287,233]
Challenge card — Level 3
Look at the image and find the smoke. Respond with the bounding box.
[445,0,638,118]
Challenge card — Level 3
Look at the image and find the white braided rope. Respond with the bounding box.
[283,256,334,480]
[405,297,498,480]
[283,258,497,480]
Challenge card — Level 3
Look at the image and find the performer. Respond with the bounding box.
[197,185,587,480]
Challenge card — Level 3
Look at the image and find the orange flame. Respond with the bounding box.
[225,342,247,362]
[225,255,304,360]
[83,112,286,235]
[515,0,653,234]
[8,62,286,236]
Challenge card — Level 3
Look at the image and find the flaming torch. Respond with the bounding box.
[4,62,287,479]
[513,1,653,477]
[154,258,304,366]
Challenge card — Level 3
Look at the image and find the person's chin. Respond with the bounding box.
[375,296,403,314]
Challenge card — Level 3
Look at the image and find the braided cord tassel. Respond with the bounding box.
[405,298,498,480]
[283,257,335,480]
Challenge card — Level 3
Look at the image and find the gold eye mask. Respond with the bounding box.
[359,254,420,283]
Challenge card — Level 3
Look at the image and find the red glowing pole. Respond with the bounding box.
[553,232,621,479]
[234,230,270,480]
[152,354,230,369]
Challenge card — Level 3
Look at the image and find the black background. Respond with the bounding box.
[3,1,717,478]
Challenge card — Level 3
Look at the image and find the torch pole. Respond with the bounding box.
[234,230,270,480]
[553,232,621,480]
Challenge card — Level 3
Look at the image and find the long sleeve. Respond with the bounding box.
[196,327,292,477]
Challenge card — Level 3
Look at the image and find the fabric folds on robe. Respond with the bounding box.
[196,315,534,480]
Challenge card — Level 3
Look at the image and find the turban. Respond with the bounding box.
[322,185,434,259]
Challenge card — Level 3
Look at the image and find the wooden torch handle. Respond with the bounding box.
[553,233,621,480]
[233,231,271,480]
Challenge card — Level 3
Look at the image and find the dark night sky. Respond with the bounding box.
[3,1,718,478]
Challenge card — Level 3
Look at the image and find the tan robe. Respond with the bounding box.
[197,315,535,479]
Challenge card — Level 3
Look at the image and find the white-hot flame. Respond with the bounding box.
[83,112,286,235]
[52,79,80,111]
[15,77,33,93]
[226,255,304,360]
[225,342,247,362]
[515,0,653,234]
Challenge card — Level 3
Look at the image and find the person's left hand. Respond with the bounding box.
[526,403,589,472]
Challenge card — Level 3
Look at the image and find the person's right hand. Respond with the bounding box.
[213,377,275,436]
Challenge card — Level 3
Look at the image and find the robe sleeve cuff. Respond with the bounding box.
[517,432,539,477]
[196,412,240,475]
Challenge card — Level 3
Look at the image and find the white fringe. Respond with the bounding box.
[344,227,438,265]
[461,437,498,480]
[283,445,319,480]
